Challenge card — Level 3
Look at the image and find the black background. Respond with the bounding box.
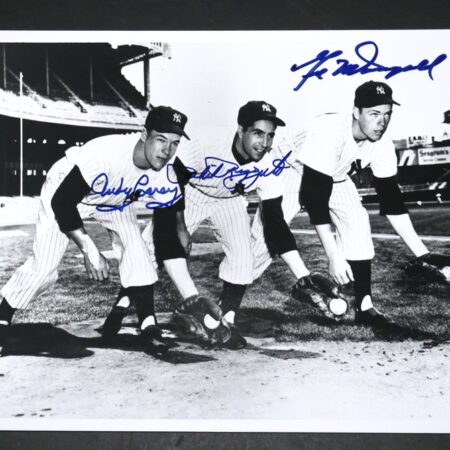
[0,0,449,30]
[0,0,449,448]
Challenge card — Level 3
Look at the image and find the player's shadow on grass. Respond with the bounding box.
[0,323,216,364]
[239,306,445,344]
[0,323,95,358]
[363,322,444,342]
[238,308,290,338]
[239,306,344,338]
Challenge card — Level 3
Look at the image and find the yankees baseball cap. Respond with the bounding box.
[354,81,400,108]
[145,105,190,140]
[238,101,286,127]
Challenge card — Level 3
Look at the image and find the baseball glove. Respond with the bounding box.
[291,273,353,321]
[405,252,450,283]
[173,295,224,343]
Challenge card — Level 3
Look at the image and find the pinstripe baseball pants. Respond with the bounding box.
[328,178,374,260]
[251,170,374,280]
[142,184,254,285]
[251,164,303,280]
[1,157,158,310]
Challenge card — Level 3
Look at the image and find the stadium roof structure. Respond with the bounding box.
[0,43,169,130]
[115,42,171,66]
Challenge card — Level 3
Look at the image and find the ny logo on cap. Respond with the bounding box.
[376,86,385,95]
[173,113,182,123]
[262,103,271,112]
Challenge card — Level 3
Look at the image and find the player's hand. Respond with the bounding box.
[67,228,109,281]
[84,250,109,281]
[177,228,192,256]
[329,255,354,285]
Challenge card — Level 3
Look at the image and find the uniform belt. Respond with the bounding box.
[333,179,348,184]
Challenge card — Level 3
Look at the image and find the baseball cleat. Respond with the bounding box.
[355,307,396,327]
[0,299,15,326]
[0,322,9,339]
[140,325,171,356]
[208,317,232,345]
[224,325,247,350]
[100,306,128,337]
[219,321,247,350]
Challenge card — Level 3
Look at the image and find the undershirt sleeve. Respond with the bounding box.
[170,156,195,212]
[50,165,90,232]
[300,165,333,225]
[260,196,297,257]
[172,156,195,187]
[153,203,186,263]
[373,175,408,216]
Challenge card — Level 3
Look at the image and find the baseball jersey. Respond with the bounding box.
[174,133,287,201]
[295,113,398,180]
[65,133,181,211]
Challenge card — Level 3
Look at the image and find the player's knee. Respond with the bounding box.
[220,256,253,283]
[354,207,371,233]
[123,245,152,266]
[229,252,253,270]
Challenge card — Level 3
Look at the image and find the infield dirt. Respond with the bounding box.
[0,316,448,428]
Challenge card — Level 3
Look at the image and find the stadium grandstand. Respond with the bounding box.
[0,43,169,195]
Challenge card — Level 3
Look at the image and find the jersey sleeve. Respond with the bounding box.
[369,137,398,178]
[65,141,107,189]
[256,171,285,200]
[296,116,342,177]
[174,135,204,174]
[143,160,183,210]
[254,152,286,201]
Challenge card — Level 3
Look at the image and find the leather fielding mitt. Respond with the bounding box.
[405,252,450,283]
[173,295,224,343]
[291,272,353,321]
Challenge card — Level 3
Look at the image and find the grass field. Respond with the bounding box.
[1,206,449,343]
[290,206,450,236]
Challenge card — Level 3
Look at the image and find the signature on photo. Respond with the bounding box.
[89,151,292,211]
[291,40,447,91]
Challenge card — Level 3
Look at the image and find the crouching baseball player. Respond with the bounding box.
[293,81,449,326]
[141,100,348,348]
[0,105,208,356]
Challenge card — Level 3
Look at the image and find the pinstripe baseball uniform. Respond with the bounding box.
[251,139,304,279]
[142,133,287,284]
[1,133,180,309]
[294,112,397,260]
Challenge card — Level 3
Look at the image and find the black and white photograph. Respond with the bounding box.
[0,30,449,433]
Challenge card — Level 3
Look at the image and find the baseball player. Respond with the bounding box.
[0,105,210,356]
[136,100,343,348]
[262,81,450,326]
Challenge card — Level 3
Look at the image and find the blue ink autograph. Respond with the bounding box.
[291,41,447,91]
[166,151,292,191]
[89,152,292,211]
[89,173,181,212]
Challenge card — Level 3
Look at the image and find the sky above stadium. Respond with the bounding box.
[120,30,450,142]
